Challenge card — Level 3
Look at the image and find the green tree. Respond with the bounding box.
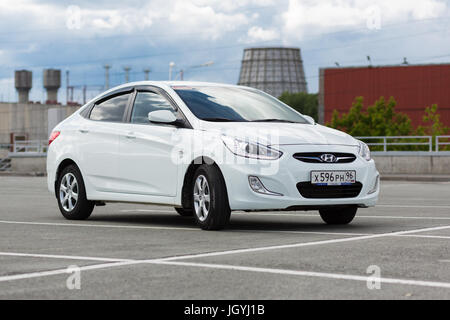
[279,92,318,121]
[327,96,413,136]
[415,104,450,150]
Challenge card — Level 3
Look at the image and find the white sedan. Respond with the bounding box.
[47,81,379,230]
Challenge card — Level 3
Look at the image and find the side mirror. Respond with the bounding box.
[148,110,177,124]
[303,115,315,125]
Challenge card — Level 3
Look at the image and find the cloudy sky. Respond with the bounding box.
[1,0,449,103]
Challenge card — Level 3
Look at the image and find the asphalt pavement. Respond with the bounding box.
[0,176,449,299]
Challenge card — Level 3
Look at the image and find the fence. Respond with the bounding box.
[11,140,47,154]
[4,137,450,156]
[357,136,450,152]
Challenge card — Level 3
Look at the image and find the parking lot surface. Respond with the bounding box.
[0,177,449,299]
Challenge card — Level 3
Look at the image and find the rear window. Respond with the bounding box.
[90,93,131,122]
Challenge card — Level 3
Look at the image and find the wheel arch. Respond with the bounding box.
[54,158,81,196]
[181,156,228,210]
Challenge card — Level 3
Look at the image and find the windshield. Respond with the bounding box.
[172,86,308,123]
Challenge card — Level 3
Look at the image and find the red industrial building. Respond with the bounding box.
[318,63,450,127]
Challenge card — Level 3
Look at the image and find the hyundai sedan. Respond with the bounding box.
[47,81,379,230]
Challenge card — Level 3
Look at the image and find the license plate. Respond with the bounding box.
[311,170,356,186]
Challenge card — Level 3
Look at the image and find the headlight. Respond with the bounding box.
[222,136,282,160]
[357,140,371,161]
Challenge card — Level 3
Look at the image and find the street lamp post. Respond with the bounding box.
[169,62,175,80]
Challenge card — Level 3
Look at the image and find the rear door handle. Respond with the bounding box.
[79,129,89,134]
[125,132,136,139]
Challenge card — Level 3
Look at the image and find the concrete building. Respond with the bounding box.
[0,69,79,159]
[318,63,450,125]
[237,47,307,98]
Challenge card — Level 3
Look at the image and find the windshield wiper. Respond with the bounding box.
[201,117,246,122]
[250,119,301,123]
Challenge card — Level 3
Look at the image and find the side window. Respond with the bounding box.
[131,91,177,124]
[90,93,131,122]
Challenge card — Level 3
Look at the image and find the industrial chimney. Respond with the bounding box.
[43,69,61,104]
[15,70,32,103]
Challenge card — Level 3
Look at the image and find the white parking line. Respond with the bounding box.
[151,260,450,289]
[0,260,140,283]
[0,252,133,262]
[160,225,450,261]
[0,220,198,231]
[2,250,450,290]
[1,219,450,240]
[118,208,450,220]
[233,212,450,220]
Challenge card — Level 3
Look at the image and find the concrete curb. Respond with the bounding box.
[0,171,47,177]
[381,174,450,182]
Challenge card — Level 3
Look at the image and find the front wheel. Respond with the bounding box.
[57,165,95,220]
[192,165,231,230]
[319,206,357,225]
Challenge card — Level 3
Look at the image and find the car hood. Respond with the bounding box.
[199,122,358,146]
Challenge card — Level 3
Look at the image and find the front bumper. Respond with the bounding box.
[220,144,379,211]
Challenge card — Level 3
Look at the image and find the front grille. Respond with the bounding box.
[297,182,363,199]
[293,152,356,164]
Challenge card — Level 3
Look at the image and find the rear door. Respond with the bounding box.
[78,90,133,193]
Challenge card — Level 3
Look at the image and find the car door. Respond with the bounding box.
[78,91,132,193]
[118,89,181,196]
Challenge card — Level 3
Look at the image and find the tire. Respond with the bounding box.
[56,164,95,220]
[192,164,231,230]
[319,206,357,225]
[175,207,193,217]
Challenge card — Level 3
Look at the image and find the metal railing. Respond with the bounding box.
[3,137,450,155]
[356,136,434,152]
[12,140,47,154]
[436,135,450,152]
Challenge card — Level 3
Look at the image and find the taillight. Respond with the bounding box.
[49,131,60,146]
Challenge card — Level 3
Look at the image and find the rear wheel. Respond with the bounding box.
[57,165,94,220]
[192,165,231,230]
[319,206,357,225]
[175,207,193,217]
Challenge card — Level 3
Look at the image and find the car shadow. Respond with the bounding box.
[87,211,377,234]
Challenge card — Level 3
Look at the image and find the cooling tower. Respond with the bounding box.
[238,47,307,98]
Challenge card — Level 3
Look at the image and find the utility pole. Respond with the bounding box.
[104,64,111,90]
[83,85,87,104]
[123,66,131,83]
[143,68,151,80]
[66,70,69,105]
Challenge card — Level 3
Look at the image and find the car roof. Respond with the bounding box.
[107,81,243,92]
[82,81,255,110]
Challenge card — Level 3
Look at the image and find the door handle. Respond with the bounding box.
[125,132,136,139]
[79,129,89,134]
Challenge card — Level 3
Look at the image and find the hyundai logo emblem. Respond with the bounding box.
[320,154,337,163]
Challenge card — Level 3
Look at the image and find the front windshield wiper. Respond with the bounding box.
[250,119,302,123]
[201,117,247,122]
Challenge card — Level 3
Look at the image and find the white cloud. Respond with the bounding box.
[246,26,279,42]
[168,1,249,39]
[282,0,448,40]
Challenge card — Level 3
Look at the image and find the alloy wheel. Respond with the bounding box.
[193,175,210,222]
[59,173,79,212]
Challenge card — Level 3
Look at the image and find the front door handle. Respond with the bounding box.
[125,132,136,139]
[79,129,89,134]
